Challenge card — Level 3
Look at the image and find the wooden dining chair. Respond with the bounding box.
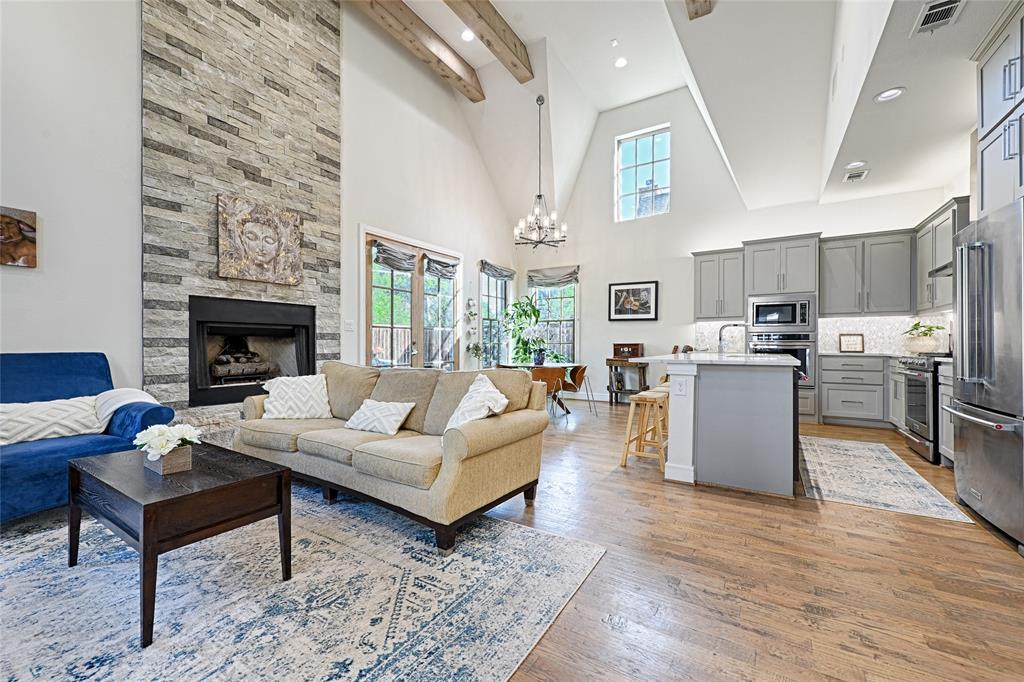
[560,365,598,415]
[531,366,568,417]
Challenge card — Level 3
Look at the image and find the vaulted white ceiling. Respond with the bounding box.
[398,0,1002,220]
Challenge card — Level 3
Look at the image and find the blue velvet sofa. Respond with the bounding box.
[0,352,175,523]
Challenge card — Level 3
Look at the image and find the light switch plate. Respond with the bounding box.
[344,320,355,332]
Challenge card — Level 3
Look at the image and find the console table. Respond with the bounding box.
[606,357,649,405]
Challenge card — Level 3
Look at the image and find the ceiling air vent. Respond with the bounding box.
[843,169,870,183]
[912,0,964,35]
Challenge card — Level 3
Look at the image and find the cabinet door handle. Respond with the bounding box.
[866,291,871,309]
[841,400,864,405]
[777,273,781,291]
[1010,57,1022,98]
[840,376,864,381]
[1004,62,1015,101]
[1009,119,1020,159]
[782,272,786,290]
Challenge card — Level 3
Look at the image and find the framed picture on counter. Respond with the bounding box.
[838,333,865,353]
[608,281,658,321]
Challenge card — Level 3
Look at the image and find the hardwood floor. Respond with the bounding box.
[490,404,1024,681]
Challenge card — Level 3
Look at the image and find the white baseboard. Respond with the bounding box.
[664,462,695,484]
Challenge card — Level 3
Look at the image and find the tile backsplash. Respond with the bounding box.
[694,312,954,355]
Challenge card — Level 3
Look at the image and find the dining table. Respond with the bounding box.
[496,363,579,414]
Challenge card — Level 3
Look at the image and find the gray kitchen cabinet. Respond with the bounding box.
[819,232,912,316]
[819,239,862,314]
[978,122,1017,219]
[743,234,819,296]
[939,382,954,461]
[745,242,782,295]
[916,224,934,310]
[889,370,906,430]
[780,237,818,293]
[692,248,743,319]
[719,251,744,317]
[820,355,888,425]
[822,384,885,421]
[977,14,1022,140]
[914,197,968,313]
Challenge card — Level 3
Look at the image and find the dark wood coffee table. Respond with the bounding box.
[67,442,291,647]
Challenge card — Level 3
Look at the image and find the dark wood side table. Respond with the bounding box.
[606,357,649,405]
[68,443,291,647]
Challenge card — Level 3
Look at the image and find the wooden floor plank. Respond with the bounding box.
[492,404,1024,681]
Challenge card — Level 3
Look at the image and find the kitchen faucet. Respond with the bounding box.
[718,323,747,353]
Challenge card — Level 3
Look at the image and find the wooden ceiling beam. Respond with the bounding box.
[684,0,714,21]
[444,0,533,84]
[351,0,485,102]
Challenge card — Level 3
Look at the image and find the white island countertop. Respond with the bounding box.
[632,352,800,367]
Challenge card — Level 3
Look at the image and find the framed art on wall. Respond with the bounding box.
[608,281,658,321]
[838,333,865,353]
[1,206,37,268]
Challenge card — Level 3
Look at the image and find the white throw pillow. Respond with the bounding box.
[0,396,105,445]
[346,399,416,436]
[262,375,332,419]
[95,388,160,427]
[445,374,510,432]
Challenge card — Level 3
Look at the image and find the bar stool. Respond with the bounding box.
[621,390,669,471]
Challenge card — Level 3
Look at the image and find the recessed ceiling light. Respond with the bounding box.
[845,160,867,170]
[610,39,619,48]
[614,57,628,69]
[874,87,906,103]
[461,29,474,42]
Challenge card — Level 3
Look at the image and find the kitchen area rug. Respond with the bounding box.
[799,436,972,523]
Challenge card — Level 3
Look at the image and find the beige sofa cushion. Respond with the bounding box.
[369,368,441,433]
[352,435,443,490]
[422,369,533,436]
[237,418,345,452]
[297,427,417,465]
[323,362,380,420]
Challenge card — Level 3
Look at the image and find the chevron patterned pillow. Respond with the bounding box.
[262,375,333,419]
[0,396,105,445]
[346,399,416,436]
[445,374,510,432]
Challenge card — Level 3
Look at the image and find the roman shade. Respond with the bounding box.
[527,265,579,288]
[372,240,416,272]
[478,260,516,281]
[424,255,458,280]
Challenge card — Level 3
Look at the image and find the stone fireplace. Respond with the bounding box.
[188,296,315,407]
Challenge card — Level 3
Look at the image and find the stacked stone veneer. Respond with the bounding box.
[141,0,341,410]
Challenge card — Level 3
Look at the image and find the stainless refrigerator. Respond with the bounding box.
[947,200,1023,553]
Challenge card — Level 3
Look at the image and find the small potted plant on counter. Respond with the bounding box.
[134,424,202,475]
[903,320,946,354]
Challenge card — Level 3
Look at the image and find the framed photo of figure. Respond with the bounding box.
[608,281,658,321]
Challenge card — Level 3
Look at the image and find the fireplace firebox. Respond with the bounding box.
[188,296,316,407]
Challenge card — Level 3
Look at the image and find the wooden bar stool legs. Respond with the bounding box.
[620,391,669,471]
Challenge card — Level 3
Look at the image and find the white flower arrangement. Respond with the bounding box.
[520,324,546,343]
[133,424,201,461]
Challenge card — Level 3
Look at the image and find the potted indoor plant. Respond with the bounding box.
[521,324,548,365]
[134,424,201,475]
[903,320,946,354]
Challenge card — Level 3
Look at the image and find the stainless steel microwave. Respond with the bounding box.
[747,294,817,333]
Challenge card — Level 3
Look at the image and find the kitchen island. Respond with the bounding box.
[633,352,800,497]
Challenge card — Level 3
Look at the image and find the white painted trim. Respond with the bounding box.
[664,462,695,484]
[356,223,465,366]
[665,364,698,484]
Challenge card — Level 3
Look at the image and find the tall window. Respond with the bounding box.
[616,125,670,222]
[479,272,508,367]
[366,236,459,370]
[534,284,576,361]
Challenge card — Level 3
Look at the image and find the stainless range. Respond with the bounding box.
[896,355,943,464]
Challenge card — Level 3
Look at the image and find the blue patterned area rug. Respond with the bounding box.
[799,436,972,523]
[0,484,604,681]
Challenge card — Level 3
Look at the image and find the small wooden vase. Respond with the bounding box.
[143,445,193,475]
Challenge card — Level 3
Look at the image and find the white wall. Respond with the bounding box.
[0,1,142,387]
[341,7,514,366]
[519,87,946,391]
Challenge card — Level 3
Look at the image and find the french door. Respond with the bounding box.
[365,235,459,370]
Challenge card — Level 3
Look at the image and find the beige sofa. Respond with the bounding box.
[233,362,549,553]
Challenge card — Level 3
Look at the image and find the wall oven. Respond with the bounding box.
[748,294,817,334]
[748,333,816,387]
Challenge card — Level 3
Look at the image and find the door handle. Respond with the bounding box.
[942,404,1020,432]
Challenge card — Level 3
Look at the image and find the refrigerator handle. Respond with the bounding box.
[956,244,973,382]
[943,403,1020,432]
